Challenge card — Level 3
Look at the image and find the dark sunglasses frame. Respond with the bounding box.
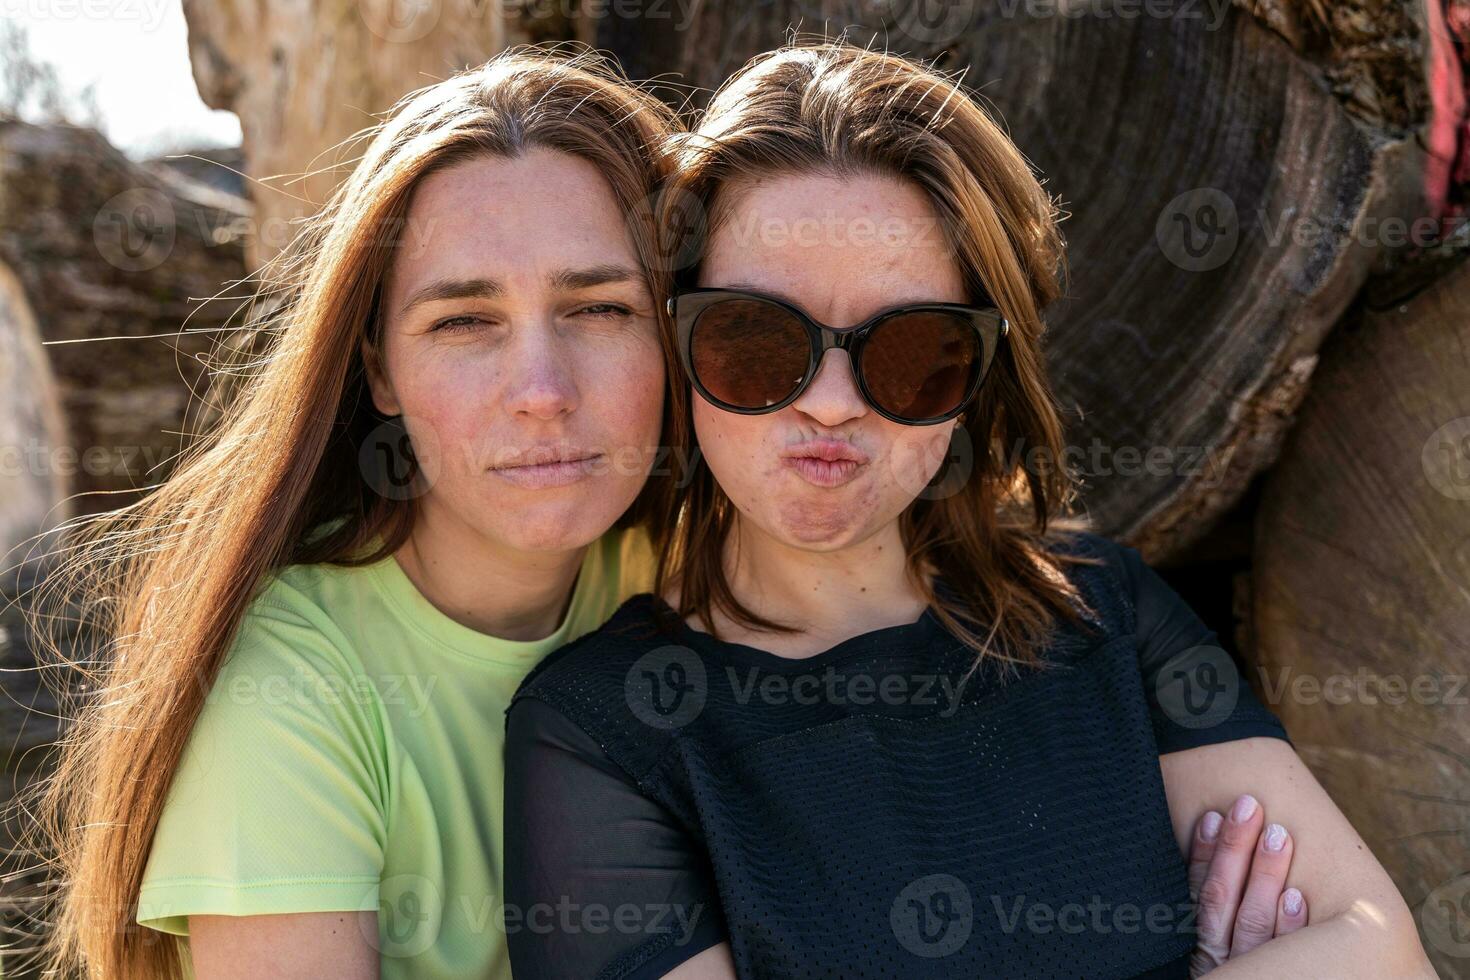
[668,287,1010,425]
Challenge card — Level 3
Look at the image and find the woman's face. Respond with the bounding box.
[367,148,664,555]
[694,172,968,552]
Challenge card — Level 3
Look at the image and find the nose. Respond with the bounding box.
[501,325,580,421]
[790,348,868,427]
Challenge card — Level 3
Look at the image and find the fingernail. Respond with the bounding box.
[1230,793,1258,823]
[1283,887,1303,916]
[1200,811,1223,842]
[1264,823,1288,852]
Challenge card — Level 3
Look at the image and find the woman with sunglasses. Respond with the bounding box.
[502,41,1432,980]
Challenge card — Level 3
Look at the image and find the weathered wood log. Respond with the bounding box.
[179,0,518,267]
[0,121,251,515]
[0,258,68,561]
[1252,255,1470,978]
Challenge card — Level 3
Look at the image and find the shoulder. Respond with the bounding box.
[1038,526,1146,638]
[204,563,381,720]
[161,563,394,819]
[1043,525,1132,569]
[515,592,672,700]
[509,592,677,780]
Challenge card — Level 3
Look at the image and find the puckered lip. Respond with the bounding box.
[779,439,870,465]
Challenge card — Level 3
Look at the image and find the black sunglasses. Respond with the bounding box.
[669,287,1009,425]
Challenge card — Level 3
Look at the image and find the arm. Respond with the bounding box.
[1112,537,1431,977]
[1162,738,1434,978]
[189,911,379,980]
[503,697,727,980]
[136,606,390,964]
[664,943,737,979]
[1111,540,1434,975]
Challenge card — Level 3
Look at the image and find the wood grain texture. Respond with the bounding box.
[180,0,513,266]
[1253,256,1470,977]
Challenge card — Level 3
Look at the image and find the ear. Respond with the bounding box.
[360,337,401,417]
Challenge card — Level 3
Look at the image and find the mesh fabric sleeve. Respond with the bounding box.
[1113,543,1293,755]
[503,697,727,980]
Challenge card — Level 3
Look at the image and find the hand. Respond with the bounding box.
[1187,793,1308,976]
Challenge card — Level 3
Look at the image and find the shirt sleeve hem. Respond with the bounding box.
[601,911,727,980]
[1156,720,1294,756]
[136,875,381,936]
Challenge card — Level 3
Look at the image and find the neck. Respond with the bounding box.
[719,517,928,651]
[393,505,587,642]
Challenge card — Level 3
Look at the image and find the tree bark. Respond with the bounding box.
[1252,255,1470,978]
[180,0,516,267]
[0,258,68,560]
[0,121,251,514]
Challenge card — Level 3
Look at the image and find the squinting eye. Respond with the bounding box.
[432,315,485,333]
[576,303,634,319]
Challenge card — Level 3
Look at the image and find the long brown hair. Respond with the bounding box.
[654,39,1100,672]
[25,44,681,980]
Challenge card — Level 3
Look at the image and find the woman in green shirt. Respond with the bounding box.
[35,46,677,980]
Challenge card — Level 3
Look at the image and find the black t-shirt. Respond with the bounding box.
[503,531,1290,980]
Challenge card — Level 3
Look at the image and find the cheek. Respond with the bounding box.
[384,351,492,474]
[882,426,958,498]
[691,399,773,485]
[581,333,666,442]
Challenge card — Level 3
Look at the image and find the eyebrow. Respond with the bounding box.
[724,280,783,298]
[399,265,642,316]
[552,264,641,291]
[399,277,502,316]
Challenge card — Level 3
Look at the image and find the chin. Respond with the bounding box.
[768,504,868,551]
[494,500,618,555]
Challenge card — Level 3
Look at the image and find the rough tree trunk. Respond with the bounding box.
[179,0,523,267]
[0,258,68,560]
[0,121,251,514]
[1252,255,1470,977]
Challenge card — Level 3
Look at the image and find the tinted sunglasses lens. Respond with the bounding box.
[690,299,809,410]
[860,311,986,421]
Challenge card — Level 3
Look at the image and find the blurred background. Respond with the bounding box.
[0,0,1467,975]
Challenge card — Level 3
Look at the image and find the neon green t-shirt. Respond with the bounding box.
[136,524,657,978]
